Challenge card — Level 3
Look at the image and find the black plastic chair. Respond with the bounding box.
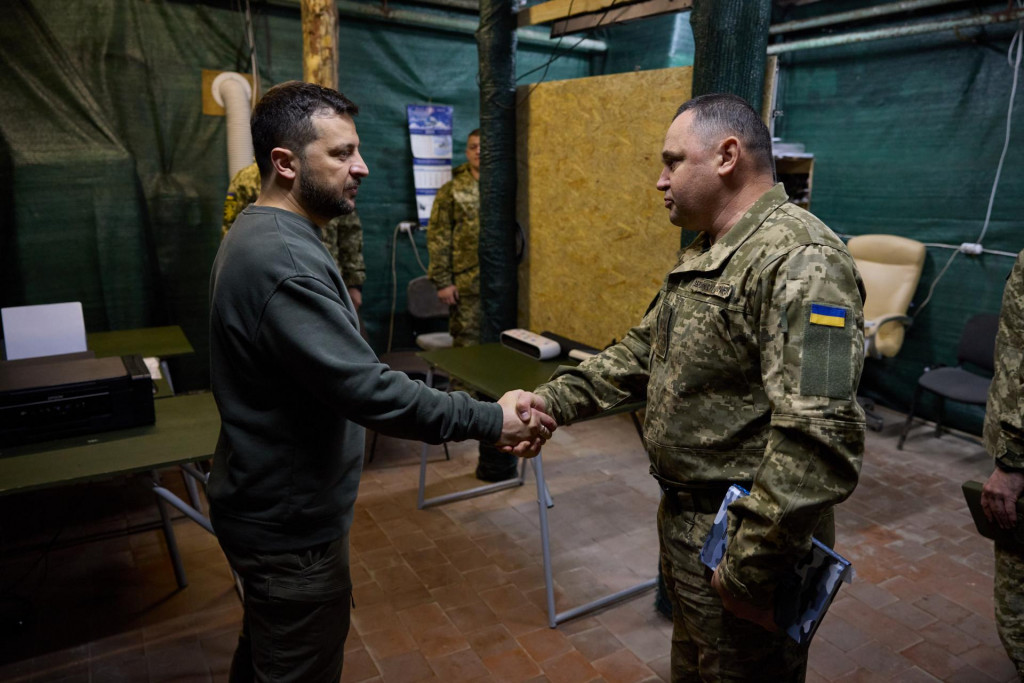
[897,313,999,449]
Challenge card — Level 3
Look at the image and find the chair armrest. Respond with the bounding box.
[865,314,914,333]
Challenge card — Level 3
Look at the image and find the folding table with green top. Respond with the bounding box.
[0,391,221,589]
[87,325,194,396]
[417,342,655,628]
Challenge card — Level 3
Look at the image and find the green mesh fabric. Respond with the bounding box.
[0,0,590,389]
[775,3,1024,434]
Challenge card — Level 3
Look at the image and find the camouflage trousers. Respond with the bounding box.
[995,541,1024,678]
[658,494,809,682]
[450,268,481,348]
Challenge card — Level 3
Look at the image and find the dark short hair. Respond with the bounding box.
[251,81,359,177]
[468,128,481,140]
[674,94,774,174]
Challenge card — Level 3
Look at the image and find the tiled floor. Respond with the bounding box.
[0,404,1019,682]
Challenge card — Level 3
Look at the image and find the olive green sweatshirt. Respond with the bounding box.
[209,205,502,551]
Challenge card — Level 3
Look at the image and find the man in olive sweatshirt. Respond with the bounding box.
[209,81,553,683]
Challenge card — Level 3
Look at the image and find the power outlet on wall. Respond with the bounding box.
[398,221,419,234]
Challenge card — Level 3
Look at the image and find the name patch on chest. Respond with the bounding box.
[690,279,733,300]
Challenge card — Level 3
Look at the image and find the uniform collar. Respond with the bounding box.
[670,183,790,275]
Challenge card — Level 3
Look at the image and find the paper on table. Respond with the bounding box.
[1,302,87,360]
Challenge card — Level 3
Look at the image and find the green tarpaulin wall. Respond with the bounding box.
[1,0,1020,439]
[774,1,1024,435]
[0,0,592,390]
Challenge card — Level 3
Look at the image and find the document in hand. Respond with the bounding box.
[699,485,855,644]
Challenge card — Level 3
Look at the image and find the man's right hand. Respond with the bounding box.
[982,468,1024,529]
[495,390,556,457]
[437,285,459,305]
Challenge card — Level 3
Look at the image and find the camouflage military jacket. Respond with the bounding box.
[222,162,366,287]
[984,251,1024,471]
[426,162,480,289]
[535,184,866,605]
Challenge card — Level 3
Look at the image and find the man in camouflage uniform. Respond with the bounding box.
[427,129,518,482]
[532,94,865,681]
[224,161,367,309]
[427,129,481,347]
[981,250,1024,678]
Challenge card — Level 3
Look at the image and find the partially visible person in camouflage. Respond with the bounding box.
[223,161,367,309]
[427,129,517,482]
[981,249,1024,679]
[531,94,866,681]
[427,129,481,347]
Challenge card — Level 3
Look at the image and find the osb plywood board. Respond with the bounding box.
[516,66,691,349]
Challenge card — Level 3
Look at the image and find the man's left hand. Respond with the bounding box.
[711,566,777,632]
[348,287,362,310]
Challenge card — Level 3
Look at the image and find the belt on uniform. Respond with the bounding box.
[651,472,750,514]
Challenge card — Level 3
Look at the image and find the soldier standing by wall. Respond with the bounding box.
[224,161,367,310]
[530,94,866,680]
[981,250,1024,679]
[427,128,518,481]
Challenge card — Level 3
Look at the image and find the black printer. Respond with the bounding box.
[0,352,155,448]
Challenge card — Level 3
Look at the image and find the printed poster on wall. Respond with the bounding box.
[407,105,453,227]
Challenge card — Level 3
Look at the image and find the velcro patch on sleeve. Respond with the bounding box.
[801,303,854,399]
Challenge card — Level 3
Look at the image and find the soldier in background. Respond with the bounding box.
[224,161,367,309]
[981,250,1024,678]
[531,94,866,680]
[427,128,518,482]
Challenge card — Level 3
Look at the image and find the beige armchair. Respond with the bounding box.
[847,234,926,430]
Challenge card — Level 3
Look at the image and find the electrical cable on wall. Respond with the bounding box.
[913,5,1023,318]
[386,223,430,354]
[512,0,625,108]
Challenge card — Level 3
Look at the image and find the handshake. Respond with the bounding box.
[493,391,557,458]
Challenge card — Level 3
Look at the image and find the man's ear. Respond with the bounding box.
[716,136,740,178]
[270,147,298,180]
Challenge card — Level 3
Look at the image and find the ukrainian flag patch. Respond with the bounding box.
[809,303,847,328]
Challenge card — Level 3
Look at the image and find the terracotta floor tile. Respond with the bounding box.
[480,583,530,615]
[3,404,1015,683]
[398,602,452,632]
[568,626,626,662]
[447,601,499,634]
[482,647,543,682]
[361,626,418,660]
[427,648,490,682]
[351,603,399,635]
[810,637,861,680]
[375,650,436,682]
[517,627,573,663]
[341,648,380,683]
[413,624,471,659]
[542,650,602,683]
[901,640,969,680]
[591,649,656,683]
[466,624,518,660]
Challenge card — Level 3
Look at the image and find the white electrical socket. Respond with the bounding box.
[398,221,418,234]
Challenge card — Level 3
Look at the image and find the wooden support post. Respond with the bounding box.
[301,0,339,88]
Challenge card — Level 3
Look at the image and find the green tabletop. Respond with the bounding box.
[0,392,220,496]
[418,343,645,419]
[418,344,567,400]
[87,325,194,359]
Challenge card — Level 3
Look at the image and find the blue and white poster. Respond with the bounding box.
[407,105,453,227]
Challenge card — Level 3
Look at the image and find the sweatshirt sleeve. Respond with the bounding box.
[257,274,502,444]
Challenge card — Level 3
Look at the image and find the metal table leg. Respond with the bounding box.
[531,455,657,628]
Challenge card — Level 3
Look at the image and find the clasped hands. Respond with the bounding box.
[494,391,555,458]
